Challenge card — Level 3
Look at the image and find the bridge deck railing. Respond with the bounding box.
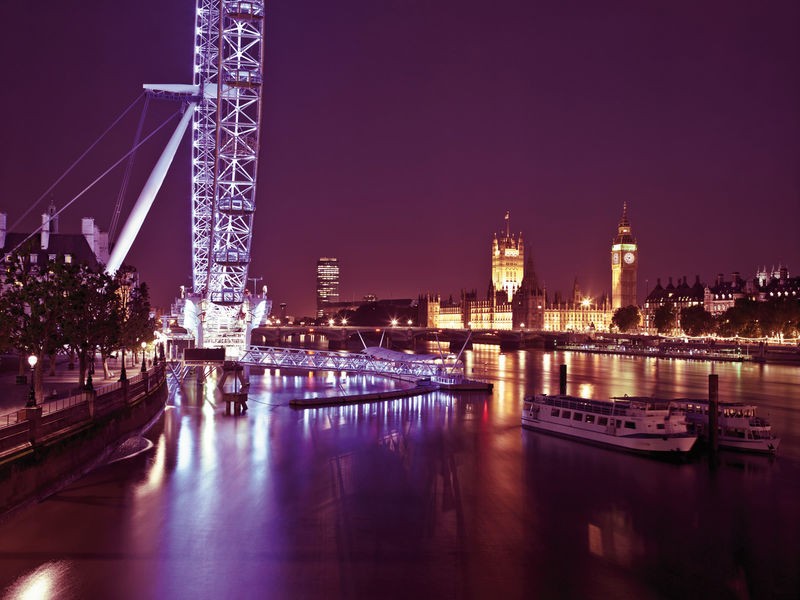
[239,345,464,381]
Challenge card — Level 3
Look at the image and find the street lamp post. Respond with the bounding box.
[141,341,147,372]
[119,348,127,383]
[26,354,38,407]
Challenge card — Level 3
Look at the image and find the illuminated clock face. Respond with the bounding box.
[623,252,635,264]
[612,252,620,265]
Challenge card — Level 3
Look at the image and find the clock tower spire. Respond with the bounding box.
[611,202,638,308]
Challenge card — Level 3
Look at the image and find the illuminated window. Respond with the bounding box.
[65,254,72,264]
[29,254,37,264]
[585,414,595,424]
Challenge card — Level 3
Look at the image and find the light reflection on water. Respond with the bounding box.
[0,351,798,599]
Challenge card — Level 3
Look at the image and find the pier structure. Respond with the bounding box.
[238,345,465,384]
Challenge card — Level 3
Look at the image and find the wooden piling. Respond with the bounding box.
[708,374,719,453]
[559,364,567,396]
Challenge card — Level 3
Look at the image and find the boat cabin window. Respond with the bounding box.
[585,414,595,424]
[624,421,636,429]
[598,417,608,426]
[656,423,665,430]
[551,408,560,417]
[562,411,571,419]
[573,412,583,421]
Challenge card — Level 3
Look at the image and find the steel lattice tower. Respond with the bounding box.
[191,0,265,354]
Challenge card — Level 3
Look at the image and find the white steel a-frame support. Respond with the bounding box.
[106,104,195,275]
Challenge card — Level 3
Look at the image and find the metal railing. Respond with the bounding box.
[0,364,166,455]
[238,345,465,382]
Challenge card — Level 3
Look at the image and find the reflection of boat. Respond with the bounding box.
[670,399,780,454]
[522,394,697,456]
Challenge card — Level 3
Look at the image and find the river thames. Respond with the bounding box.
[1,347,798,599]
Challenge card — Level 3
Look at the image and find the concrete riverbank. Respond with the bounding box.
[0,363,167,514]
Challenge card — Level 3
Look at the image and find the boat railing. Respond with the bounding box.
[537,395,618,416]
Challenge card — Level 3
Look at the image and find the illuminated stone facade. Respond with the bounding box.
[611,203,638,309]
[492,212,524,302]
[418,212,617,332]
[704,272,747,316]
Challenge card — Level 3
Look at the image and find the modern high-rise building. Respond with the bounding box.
[611,203,638,308]
[316,257,340,318]
[492,211,524,302]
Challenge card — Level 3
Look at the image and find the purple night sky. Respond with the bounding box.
[1,0,797,317]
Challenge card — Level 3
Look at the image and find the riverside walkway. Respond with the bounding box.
[0,355,163,457]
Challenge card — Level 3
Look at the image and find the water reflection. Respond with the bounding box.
[0,351,798,599]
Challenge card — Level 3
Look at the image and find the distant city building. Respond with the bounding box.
[315,257,340,318]
[641,266,800,334]
[754,265,799,301]
[0,206,108,271]
[512,252,546,330]
[704,272,748,316]
[418,213,614,332]
[642,276,705,333]
[611,202,638,308]
[492,211,524,302]
[541,280,612,332]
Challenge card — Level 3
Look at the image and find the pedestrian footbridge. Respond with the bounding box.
[237,345,464,383]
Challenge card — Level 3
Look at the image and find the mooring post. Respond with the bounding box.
[708,374,719,453]
[559,364,567,396]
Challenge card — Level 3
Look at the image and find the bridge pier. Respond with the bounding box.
[219,361,249,416]
[449,340,473,353]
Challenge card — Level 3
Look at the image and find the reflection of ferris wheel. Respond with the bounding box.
[106,1,267,357]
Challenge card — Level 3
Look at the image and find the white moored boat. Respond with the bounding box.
[670,399,780,454]
[522,394,697,456]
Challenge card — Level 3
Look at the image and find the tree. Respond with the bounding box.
[679,305,715,336]
[717,299,762,338]
[0,257,72,401]
[62,265,121,388]
[612,305,641,332]
[115,267,155,369]
[653,303,677,334]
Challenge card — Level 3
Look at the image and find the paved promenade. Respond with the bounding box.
[0,354,129,417]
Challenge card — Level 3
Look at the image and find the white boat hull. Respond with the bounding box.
[716,436,780,454]
[522,413,697,455]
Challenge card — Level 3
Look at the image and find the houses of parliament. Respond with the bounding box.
[418,207,637,332]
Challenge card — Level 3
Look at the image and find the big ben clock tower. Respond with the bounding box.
[611,202,638,308]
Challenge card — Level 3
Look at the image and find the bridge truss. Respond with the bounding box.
[238,346,465,382]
